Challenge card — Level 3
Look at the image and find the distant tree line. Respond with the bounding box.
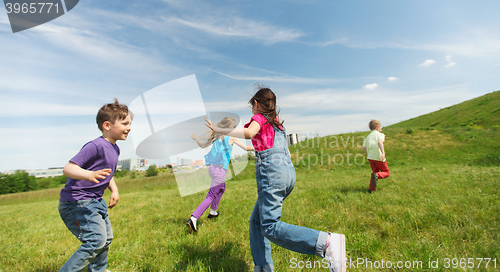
[0,170,68,195]
[1,165,166,195]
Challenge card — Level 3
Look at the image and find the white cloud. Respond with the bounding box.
[330,28,500,59]
[444,62,457,68]
[278,83,469,112]
[304,37,351,47]
[154,1,305,45]
[444,55,457,68]
[0,124,97,170]
[0,100,96,117]
[280,112,371,137]
[419,59,436,67]
[363,83,379,90]
[34,24,168,73]
[205,102,248,114]
[388,77,399,82]
[167,17,303,45]
[0,121,139,171]
[0,13,181,96]
[86,4,304,47]
[276,84,473,137]
[211,70,338,84]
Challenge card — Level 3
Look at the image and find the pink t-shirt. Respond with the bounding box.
[244,113,283,152]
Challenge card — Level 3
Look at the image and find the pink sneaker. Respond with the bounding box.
[325,233,346,272]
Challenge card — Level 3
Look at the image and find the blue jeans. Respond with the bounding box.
[250,125,328,272]
[58,198,113,272]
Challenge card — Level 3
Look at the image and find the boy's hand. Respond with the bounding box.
[109,191,119,208]
[380,153,386,161]
[88,169,112,183]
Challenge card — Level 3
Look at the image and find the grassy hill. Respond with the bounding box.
[287,90,500,172]
[386,90,500,167]
[1,91,499,271]
[390,90,500,129]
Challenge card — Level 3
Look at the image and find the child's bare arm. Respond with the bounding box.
[361,146,367,156]
[230,137,255,151]
[378,140,386,161]
[205,117,260,139]
[63,162,111,184]
[108,177,119,208]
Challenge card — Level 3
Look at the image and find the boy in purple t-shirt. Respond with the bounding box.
[58,99,132,272]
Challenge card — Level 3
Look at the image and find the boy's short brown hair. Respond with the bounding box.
[369,119,381,130]
[96,99,132,131]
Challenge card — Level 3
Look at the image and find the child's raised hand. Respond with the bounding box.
[191,134,199,140]
[205,117,223,133]
[204,117,213,130]
[88,169,112,183]
[205,117,221,133]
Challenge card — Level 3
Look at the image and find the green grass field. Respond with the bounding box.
[1,91,499,271]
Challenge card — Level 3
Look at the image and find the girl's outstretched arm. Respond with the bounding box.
[229,137,254,151]
[205,117,260,139]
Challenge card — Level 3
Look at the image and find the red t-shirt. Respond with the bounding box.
[244,113,283,152]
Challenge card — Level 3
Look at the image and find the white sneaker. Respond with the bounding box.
[186,216,197,233]
[325,233,346,272]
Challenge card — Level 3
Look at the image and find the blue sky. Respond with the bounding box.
[1,0,500,172]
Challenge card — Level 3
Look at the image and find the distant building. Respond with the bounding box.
[3,167,65,178]
[177,157,192,167]
[118,158,148,171]
[29,168,64,178]
[287,133,301,146]
[192,160,204,167]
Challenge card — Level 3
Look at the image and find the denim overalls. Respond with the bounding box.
[249,124,329,272]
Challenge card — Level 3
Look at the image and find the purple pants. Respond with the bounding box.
[191,165,227,219]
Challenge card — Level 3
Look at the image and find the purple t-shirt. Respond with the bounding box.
[60,136,120,201]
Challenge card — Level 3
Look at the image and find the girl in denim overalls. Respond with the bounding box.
[205,86,347,272]
[188,117,254,233]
